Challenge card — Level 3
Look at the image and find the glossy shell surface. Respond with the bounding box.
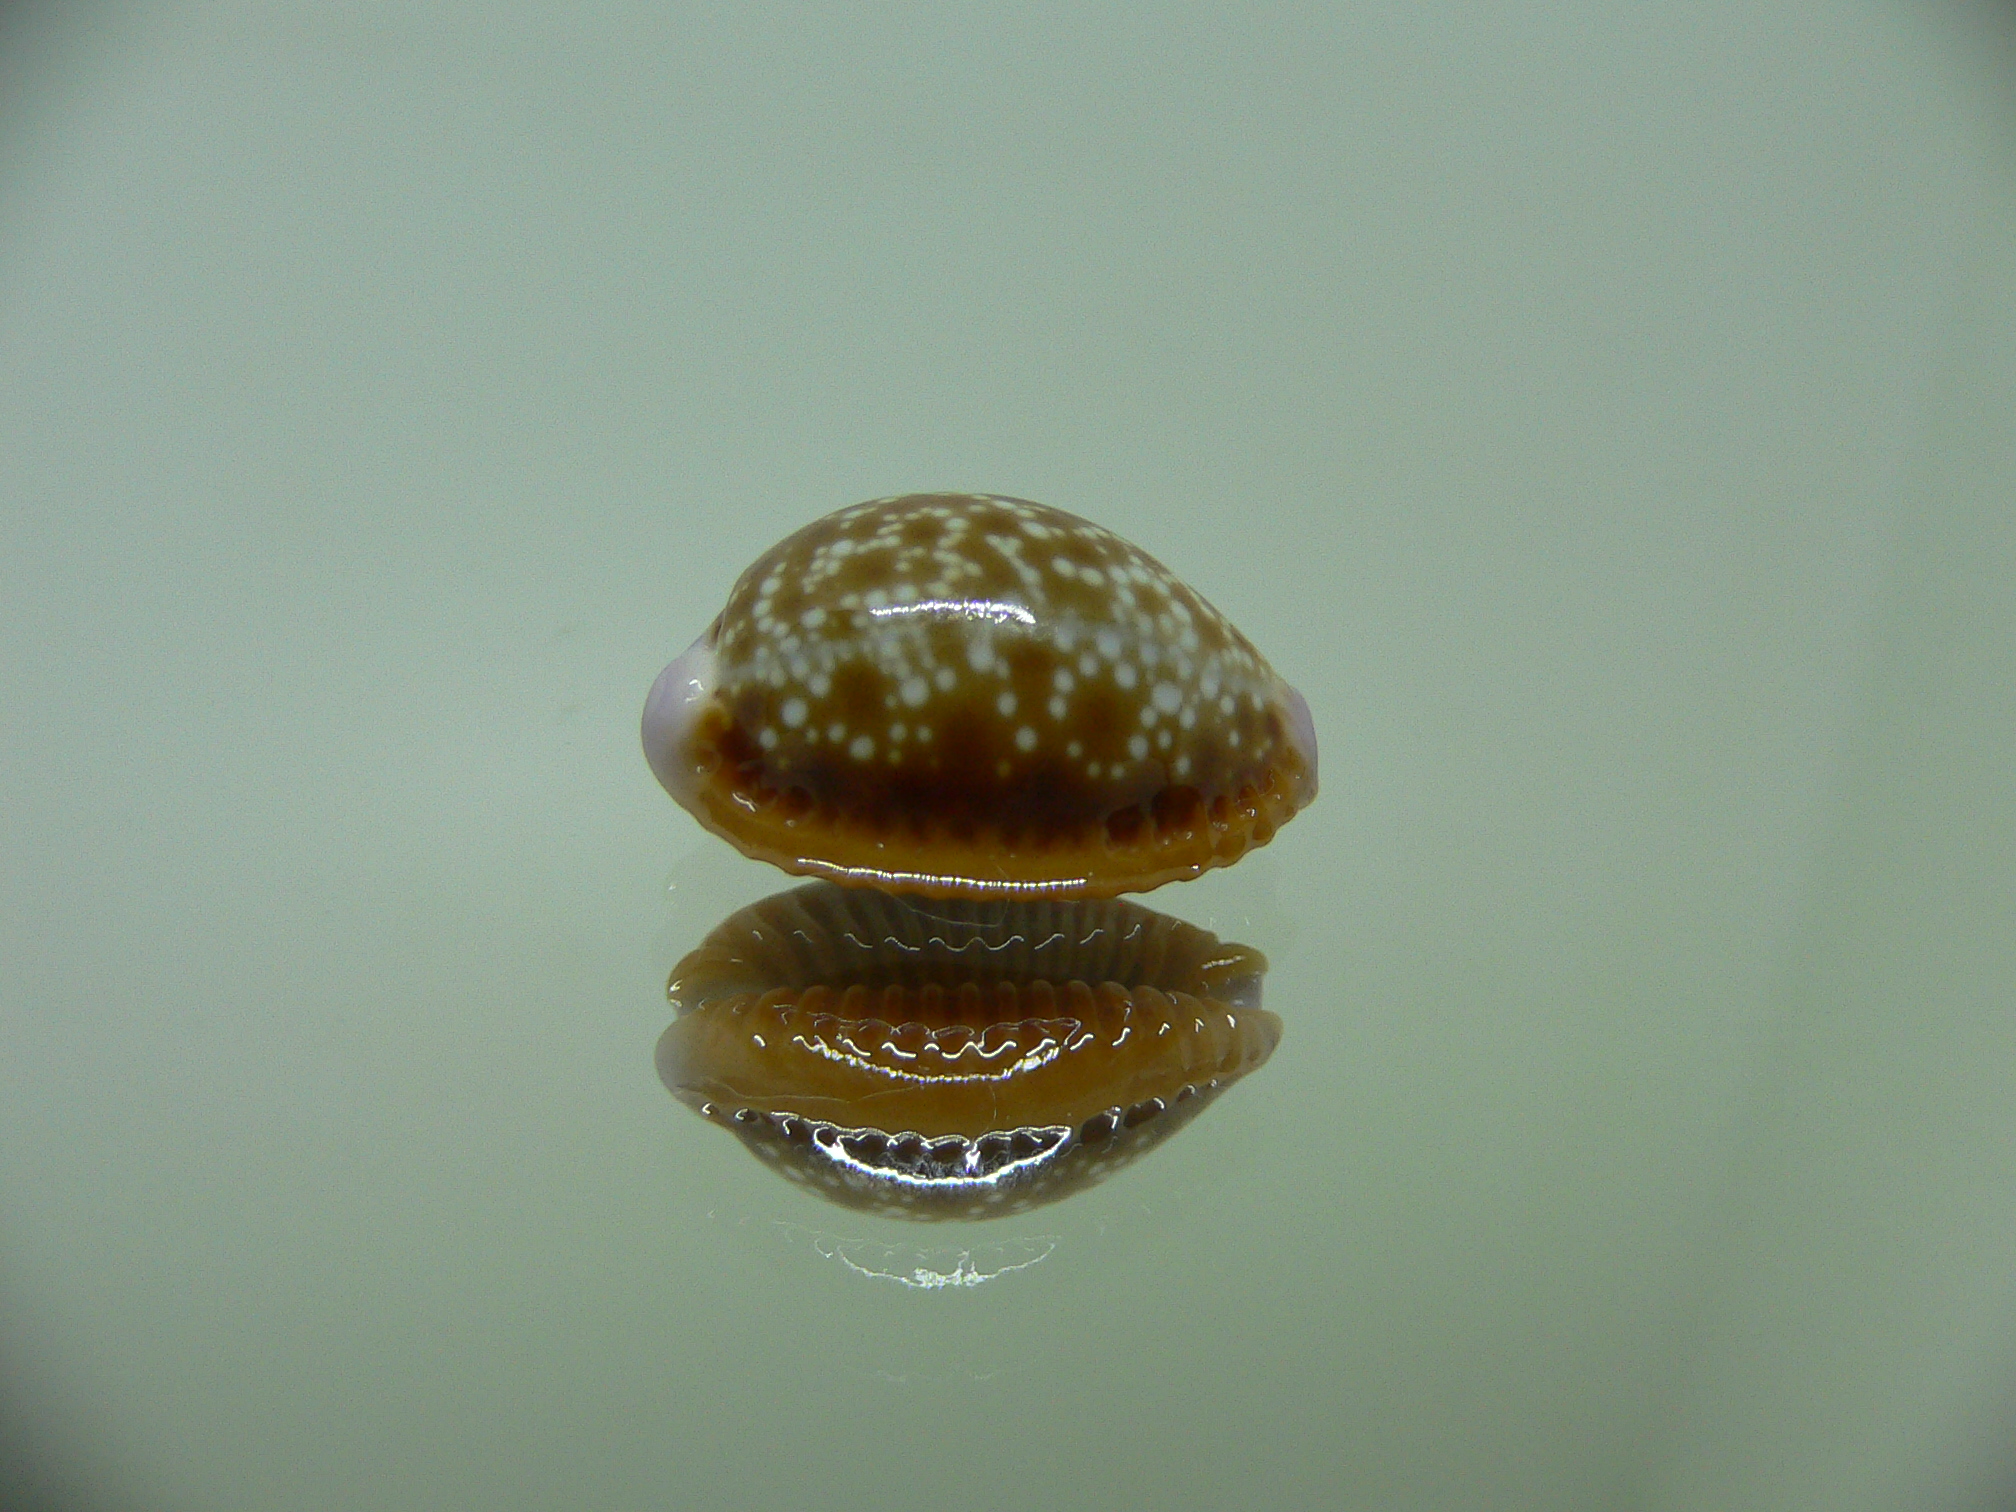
[655,883,1280,1220]
[643,493,1317,897]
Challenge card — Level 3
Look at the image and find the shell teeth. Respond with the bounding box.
[655,883,1284,1219]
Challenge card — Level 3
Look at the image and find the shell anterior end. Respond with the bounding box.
[641,631,717,805]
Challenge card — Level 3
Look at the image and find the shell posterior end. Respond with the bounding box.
[642,631,718,806]
[1280,682,1318,805]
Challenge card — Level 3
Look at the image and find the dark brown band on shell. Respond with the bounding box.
[683,700,1310,897]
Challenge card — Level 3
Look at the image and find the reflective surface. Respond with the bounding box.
[656,884,1279,1218]
[3,4,2016,1511]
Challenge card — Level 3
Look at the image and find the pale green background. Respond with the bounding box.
[3,3,2015,1509]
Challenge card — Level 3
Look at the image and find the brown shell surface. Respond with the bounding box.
[655,884,1280,1219]
[686,493,1311,896]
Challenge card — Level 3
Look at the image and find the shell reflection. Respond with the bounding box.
[657,883,1279,1220]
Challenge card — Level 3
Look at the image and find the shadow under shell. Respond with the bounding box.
[656,883,1281,1220]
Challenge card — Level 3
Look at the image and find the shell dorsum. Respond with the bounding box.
[643,493,1317,898]
[655,884,1280,1220]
